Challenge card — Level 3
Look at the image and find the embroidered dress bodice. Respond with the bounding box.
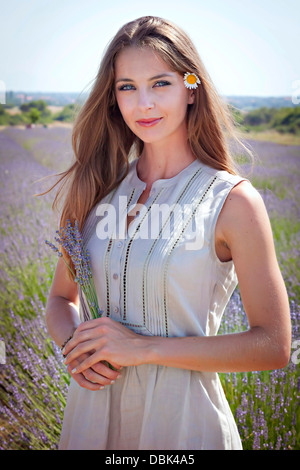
[59,158,245,450]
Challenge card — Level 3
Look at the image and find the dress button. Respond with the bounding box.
[114,306,119,313]
[117,241,123,248]
[113,273,119,280]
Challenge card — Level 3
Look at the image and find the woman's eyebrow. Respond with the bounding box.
[115,73,174,84]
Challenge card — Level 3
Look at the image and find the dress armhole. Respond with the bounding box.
[210,177,248,267]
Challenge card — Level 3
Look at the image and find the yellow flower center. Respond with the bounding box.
[186,74,197,85]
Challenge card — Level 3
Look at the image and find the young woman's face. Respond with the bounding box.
[114,47,195,145]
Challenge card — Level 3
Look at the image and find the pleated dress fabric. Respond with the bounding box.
[59,158,245,450]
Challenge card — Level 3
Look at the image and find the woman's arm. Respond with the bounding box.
[45,257,81,348]
[46,258,122,390]
[64,182,291,374]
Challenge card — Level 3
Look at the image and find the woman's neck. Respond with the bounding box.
[137,139,196,188]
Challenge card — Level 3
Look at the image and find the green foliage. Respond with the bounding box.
[0,104,9,125]
[243,107,277,126]
[53,104,76,123]
[0,101,78,126]
[28,108,40,124]
[238,106,300,134]
[8,114,28,125]
[0,104,27,125]
[20,100,48,113]
[22,101,53,125]
[270,107,300,134]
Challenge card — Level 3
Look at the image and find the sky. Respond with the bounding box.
[1,0,299,97]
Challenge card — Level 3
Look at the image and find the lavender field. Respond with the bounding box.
[0,126,299,450]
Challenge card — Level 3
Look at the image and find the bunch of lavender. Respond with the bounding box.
[45,219,103,319]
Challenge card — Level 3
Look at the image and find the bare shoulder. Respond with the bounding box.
[224,179,265,214]
[215,180,273,261]
[218,180,269,233]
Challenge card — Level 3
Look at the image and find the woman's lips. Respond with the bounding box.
[136,117,163,127]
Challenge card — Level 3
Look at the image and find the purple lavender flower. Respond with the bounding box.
[45,219,103,319]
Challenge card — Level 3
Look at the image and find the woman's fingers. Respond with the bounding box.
[83,363,121,385]
[67,353,122,390]
[72,372,104,391]
[67,357,103,391]
[92,360,122,376]
[64,338,99,364]
[70,350,105,375]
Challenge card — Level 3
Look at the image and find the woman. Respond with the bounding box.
[46,16,291,450]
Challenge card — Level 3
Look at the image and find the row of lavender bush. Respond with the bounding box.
[0,126,299,449]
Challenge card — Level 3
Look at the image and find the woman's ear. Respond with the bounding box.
[188,90,195,105]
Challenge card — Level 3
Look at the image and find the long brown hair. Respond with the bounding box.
[47,16,249,257]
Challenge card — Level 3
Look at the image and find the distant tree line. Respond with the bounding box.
[1,100,300,134]
[231,106,300,134]
[0,100,76,126]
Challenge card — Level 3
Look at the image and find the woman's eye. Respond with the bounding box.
[117,81,170,91]
[154,80,171,87]
[118,84,135,91]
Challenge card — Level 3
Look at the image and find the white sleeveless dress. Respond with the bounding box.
[59,158,245,450]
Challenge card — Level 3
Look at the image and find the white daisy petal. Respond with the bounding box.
[183,72,201,89]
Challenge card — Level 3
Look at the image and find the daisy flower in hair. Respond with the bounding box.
[183,72,201,89]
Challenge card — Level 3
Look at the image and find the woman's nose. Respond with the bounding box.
[137,90,155,110]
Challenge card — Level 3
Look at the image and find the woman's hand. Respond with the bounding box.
[66,351,122,391]
[63,316,148,376]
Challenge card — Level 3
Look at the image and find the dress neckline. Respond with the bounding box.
[131,158,202,190]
